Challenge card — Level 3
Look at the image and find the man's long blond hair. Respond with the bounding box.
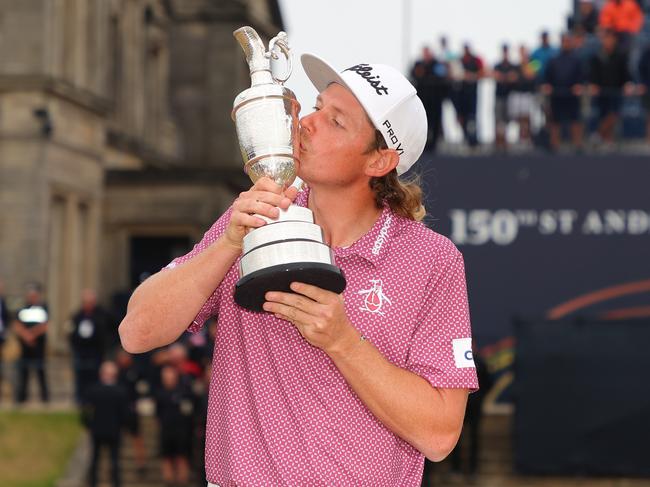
[367,130,426,221]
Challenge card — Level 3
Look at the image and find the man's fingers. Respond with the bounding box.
[264,301,310,325]
[253,177,283,193]
[235,198,281,218]
[234,191,293,221]
[288,282,334,304]
[252,177,298,208]
[230,212,267,229]
[264,290,320,315]
[243,190,290,208]
[284,185,299,202]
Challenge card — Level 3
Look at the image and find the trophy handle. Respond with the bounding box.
[266,32,292,84]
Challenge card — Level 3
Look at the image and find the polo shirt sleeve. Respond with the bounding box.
[162,206,234,332]
[405,248,479,391]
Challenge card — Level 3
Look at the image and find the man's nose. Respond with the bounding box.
[299,111,317,133]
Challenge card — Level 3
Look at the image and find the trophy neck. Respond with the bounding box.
[251,70,274,86]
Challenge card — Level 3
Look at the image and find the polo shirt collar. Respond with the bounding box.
[294,186,398,267]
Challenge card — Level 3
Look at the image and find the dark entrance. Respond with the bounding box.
[129,236,192,289]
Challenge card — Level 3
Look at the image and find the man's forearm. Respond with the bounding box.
[119,236,240,353]
[31,322,48,338]
[326,334,468,462]
[12,321,29,340]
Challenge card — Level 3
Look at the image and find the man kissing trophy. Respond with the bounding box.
[231,26,346,311]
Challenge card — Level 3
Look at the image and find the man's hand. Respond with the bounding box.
[263,282,358,355]
[223,177,298,250]
[20,328,36,347]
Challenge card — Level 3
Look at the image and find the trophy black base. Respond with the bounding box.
[234,262,346,312]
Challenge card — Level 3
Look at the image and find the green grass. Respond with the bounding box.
[0,411,82,487]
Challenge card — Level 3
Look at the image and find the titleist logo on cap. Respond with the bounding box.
[343,64,389,95]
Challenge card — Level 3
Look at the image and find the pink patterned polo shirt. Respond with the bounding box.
[166,187,478,486]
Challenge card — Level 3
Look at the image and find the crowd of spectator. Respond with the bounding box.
[411,0,650,154]
[0,279,212,486]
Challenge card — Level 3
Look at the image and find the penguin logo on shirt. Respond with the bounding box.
[358,279,391,316]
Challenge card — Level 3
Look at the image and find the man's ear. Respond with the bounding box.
[366,148,399,178]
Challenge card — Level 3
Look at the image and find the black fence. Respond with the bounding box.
[513,317,650,476]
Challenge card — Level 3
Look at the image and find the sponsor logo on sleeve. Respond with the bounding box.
[452,337,476,368]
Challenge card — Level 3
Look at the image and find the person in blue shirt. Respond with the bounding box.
[531,31,559,83]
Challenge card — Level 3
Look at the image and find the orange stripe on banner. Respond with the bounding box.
[546,279,650,320]
[599,306,650,321]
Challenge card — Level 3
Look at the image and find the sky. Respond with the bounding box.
[275,0,573,142]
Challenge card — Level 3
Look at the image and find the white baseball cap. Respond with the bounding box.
[301,54,427,175]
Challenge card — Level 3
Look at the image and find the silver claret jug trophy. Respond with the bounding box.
[231,26,346,312]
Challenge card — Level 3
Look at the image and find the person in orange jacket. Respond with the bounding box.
[599,0,644,52]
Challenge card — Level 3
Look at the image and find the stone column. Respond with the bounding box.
[47,194,66,351]
[94,0,111,97]
[84,199,101,292]
[58,192,81,348]
[44,0,65,78]
[74,0,88,89]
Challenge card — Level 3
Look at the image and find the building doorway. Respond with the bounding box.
[129,236,191,289]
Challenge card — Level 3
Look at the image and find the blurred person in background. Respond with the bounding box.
[193,363,212,487]
[598,0,644,52]
[530,31,559,148]
[572,27,599,72]
[411,46,447,152]
[69,289,111,404]
[439,35,456,65]
[639,44,650,143]
[589,29,635,146]
[440,35,464,126]
[493,43,519,151]
[542,33,586,151]
[84,360,129,487]
[150,342,181,393]
[116,348,147,477]
[531,31,559,82]
[156,365,194,486]
[573,0,601,35]
[509,45,537,147]
[13,282,49,403]
[458,42,485,148]
[571,0,604,67]
[153,342,201,387]
[0,278,9,401]
[185,317,216,370]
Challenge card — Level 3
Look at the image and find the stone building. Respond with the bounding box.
[0,0,284,351]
